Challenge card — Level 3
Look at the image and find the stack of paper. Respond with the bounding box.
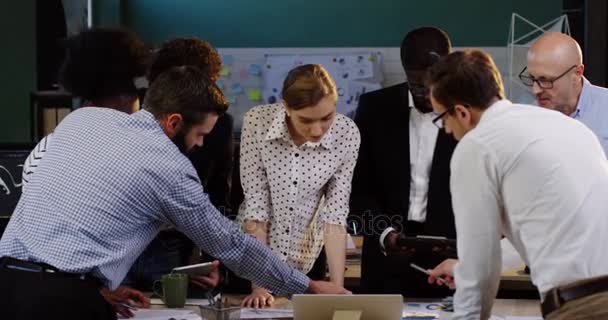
[239,307,294,319]
[130,309,201,320]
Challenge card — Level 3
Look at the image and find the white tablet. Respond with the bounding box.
[171,262,214,276]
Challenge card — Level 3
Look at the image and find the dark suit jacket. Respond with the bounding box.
[350,82,457,297]
[189,113,234,213]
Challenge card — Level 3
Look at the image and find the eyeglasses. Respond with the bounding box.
[431,104,471,129]
[431,107,453,129]
[518,65,577,89]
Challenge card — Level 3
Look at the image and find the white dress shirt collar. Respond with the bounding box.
[264,104,334,149]
[408,90,415,109]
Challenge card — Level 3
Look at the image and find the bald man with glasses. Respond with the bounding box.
[521,32,608,156]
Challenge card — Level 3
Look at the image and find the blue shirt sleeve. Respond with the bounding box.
[160,168,310,296]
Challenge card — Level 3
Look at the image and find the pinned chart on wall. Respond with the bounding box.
[263,52,383,118]
[213,51,383,131]
[219,66,231,77]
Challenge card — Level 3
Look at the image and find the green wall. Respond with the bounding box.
[0,1,36,143]
[0,0,563,143]
[93,0,123,27]
[121,0,562,47]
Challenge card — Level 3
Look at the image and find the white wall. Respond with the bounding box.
[217,47,534,130]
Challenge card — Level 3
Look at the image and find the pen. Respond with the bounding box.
[117,302,138,311]
[409,263,447,285]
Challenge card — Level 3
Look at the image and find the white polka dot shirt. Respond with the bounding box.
[237,103,360,273]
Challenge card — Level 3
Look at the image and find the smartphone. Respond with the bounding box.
[396,235,456,256]
[171,262,214,276]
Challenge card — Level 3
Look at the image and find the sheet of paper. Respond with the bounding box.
[249,64,263,76]
[130,308,201,320]
[150,298,211,306]
[239,307,293,319]
[402,302,441,319]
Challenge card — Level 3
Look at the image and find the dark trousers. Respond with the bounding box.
[0,257,116,320]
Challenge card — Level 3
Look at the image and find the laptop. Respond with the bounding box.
[293,294,402,320]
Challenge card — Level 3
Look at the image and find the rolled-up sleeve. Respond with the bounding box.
[160,170,309,296]
[322,123,361,226]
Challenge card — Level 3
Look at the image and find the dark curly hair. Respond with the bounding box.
[59,28,150,101]
[148,38,222,83]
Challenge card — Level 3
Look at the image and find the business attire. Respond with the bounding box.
[237,103,360,274]
[0,107,308,320]
[571,77,608,156]
[450,100,608,319]
[21,114,236,292]
[122,113,234,291]
[350,83,457,297]
[190,113,235,213]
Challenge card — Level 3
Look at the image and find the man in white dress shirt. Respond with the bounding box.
[426,49,608,320]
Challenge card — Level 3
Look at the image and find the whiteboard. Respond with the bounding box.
[263,52,384,118]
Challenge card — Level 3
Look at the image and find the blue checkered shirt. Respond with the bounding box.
[572,77,608,157]
[0,107,309,293]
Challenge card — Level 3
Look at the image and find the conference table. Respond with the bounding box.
[143,236,541,319]
[343,236,537,295]
[148,295,542,319]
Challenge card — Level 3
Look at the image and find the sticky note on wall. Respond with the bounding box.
[247,89,262,101]
[249,64,262,76]
[230,83,243,94]
[219,66,231,77]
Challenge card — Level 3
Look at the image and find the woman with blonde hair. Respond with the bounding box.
[238,64,360,308]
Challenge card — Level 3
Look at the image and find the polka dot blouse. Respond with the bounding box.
[237,103,361,273]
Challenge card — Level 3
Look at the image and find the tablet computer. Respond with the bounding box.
[171,262,214,276]
[396,235,456,256]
